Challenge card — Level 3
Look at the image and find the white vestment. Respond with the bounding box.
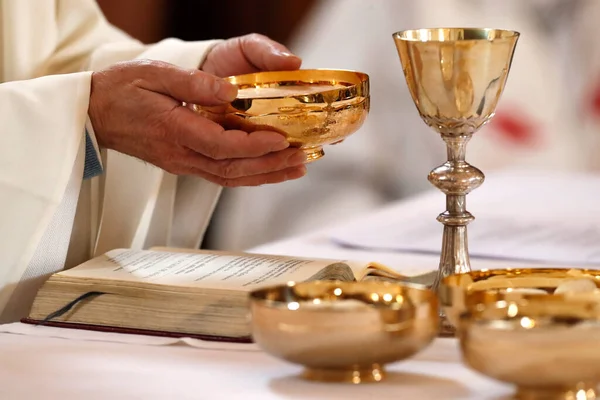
[208,0,600,251]
[0,0,222,322]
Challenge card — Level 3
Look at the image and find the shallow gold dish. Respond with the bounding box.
[440,268,600,330]
[194,69,370,162]
[248,280,438,384]
[459,296,600,399]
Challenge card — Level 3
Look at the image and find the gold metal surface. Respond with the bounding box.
[458,294,600,399]
[440,268,600,329]
[393,28,519,335]
[193,69,370,162]
[248,280,439,383]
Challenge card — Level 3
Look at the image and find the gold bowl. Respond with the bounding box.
[459,296,600,399]
[440,268,600,330]
[248,280,439,383]
[193,69,370,162]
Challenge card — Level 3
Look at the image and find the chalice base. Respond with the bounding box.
[517,385,597,400]
[301,364,385,384]
[302,146,325,163]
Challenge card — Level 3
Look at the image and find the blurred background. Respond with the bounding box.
[97,0,600,251]
[97,0,316,46]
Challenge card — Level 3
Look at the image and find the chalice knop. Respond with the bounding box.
[393,28,519,335]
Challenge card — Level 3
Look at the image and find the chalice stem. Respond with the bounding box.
[429,135,483,292]
[432,224,471,290]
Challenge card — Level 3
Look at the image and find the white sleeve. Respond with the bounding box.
[0,72,92,315]
[43,0,221,75]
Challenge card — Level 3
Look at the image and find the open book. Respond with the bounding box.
[24,248,436,342]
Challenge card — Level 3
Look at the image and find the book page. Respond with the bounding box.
[358,262,408,280]
[58,249,359,290]
[330,170,600,266]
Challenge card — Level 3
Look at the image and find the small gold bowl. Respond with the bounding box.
[193,69,370,163]
[248,280,438,383]
[440,268,600,330]
[459,296,600,399]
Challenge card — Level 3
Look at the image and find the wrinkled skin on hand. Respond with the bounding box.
[88,34,305,187]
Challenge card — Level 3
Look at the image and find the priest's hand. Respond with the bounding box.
[88,59,307,187]
[201,33,302,77]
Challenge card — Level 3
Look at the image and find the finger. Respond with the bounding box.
[238,34,302,72]
[173,108,290,159]
[188,165,307,187]
[131,60,238,105]
[180,147,307,179]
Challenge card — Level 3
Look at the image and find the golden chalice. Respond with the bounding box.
[193,69,370,162]
[393,28,519,335]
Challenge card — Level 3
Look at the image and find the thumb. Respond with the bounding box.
[238,34,302,72]
[135,60,238,106]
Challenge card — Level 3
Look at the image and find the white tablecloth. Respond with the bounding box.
[0,323,513,400]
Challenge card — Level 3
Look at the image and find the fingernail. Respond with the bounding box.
[287,151,307,166]
[215,79,238,102]
[276,50,301,60]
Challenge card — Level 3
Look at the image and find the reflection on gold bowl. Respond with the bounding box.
[440,268,600,329]
[459,296,600,399]
[193,69,370,162]
[248,280,439,383]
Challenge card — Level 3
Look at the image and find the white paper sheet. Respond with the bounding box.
[330,170,600,266]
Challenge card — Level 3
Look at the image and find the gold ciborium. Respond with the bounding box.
[249,280,439,384]
[194,69,370,162]
[440,268,600,329]
[459,294,600,400]
[393,28,519,333]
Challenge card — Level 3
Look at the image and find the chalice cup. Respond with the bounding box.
[393,28,520,335]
